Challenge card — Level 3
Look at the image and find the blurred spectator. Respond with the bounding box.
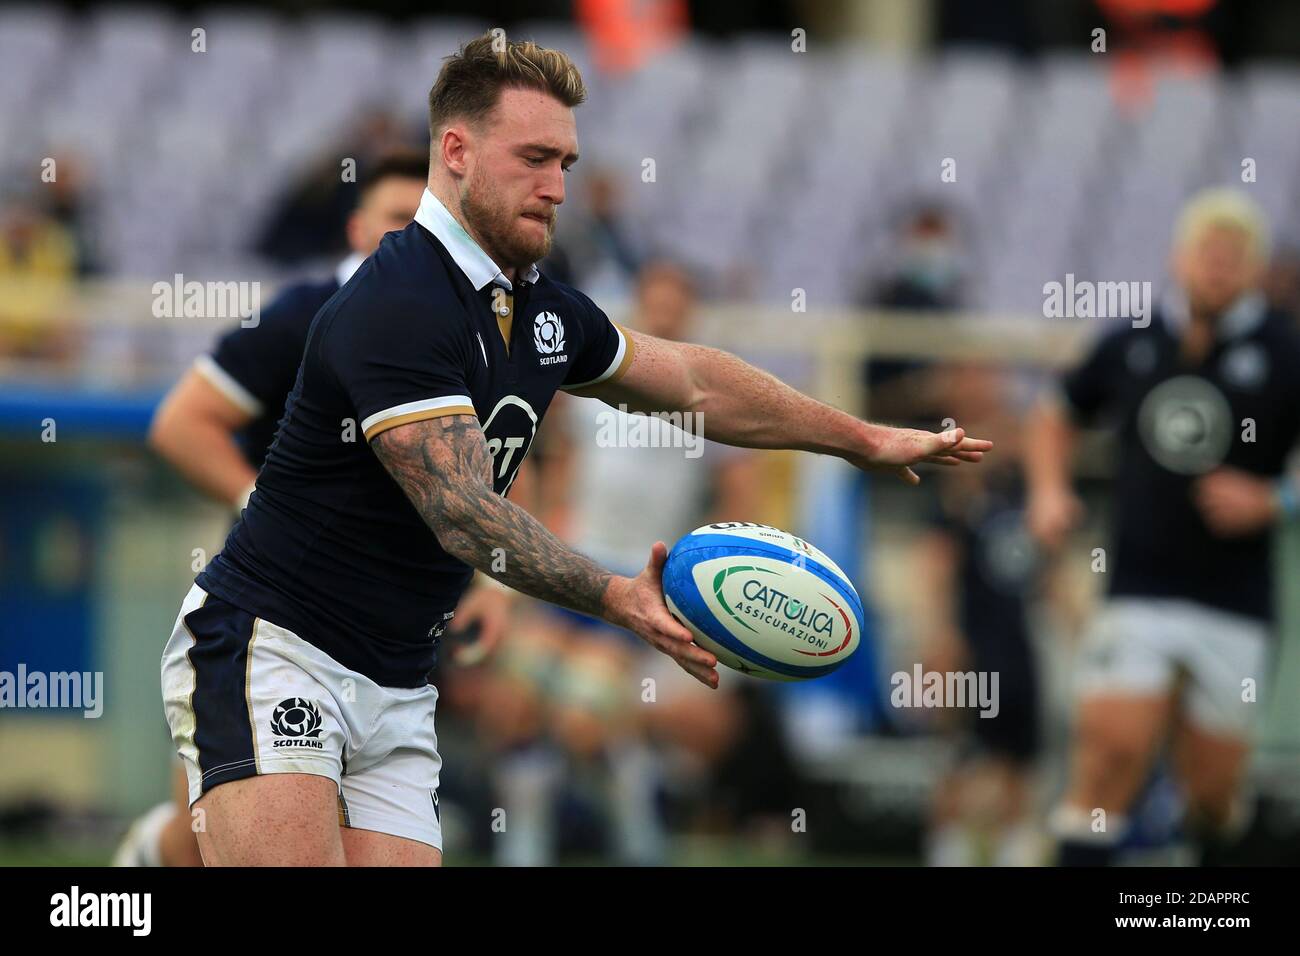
[1097,0,1225,111]
[859,202,967,426]
[872,205,966,312]
[44,151,100,277]
[557,168,641,301]
[576,0,687,73]
[0,194,79,361]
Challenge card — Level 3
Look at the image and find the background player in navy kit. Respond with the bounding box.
[149,151,429,509]
[160,33,992,867]
[1026,189,1300,866]
[914,363,1043,866]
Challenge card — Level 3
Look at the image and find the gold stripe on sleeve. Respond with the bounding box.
[607,324,638,384]
[362,406,478,441]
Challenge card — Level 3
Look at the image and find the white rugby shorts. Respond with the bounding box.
[161,583,443,848]
[1076,596,1269,738]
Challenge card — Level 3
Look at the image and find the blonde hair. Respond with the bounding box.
[1173,187,1271,263]
[428,32,587,138]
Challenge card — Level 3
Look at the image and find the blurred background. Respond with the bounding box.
[2,0,1300,865]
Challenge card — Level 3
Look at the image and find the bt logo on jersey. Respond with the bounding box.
[482,395,539,495]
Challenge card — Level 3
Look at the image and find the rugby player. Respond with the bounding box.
[914,363,1042,867]
[160,33,991,867]
[1027,189,1300,865]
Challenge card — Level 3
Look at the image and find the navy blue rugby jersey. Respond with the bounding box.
[197,190,635,686]
[192,255,361,469]
[1057,293,1300,623]
[927,468,1037,650]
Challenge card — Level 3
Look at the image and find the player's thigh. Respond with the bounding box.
[195,773,345,866]
[341,828,442,866]
[1069,599,1179,797]
[1170,604,1263,815]
[1068,693,1175,808]
[1170,602,1266,814]
[163,589,370,865]
[1171,716,1251,824]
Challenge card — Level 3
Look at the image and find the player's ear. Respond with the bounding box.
[439,125,470,178]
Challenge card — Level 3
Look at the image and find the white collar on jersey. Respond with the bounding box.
[413,188,539,292]
[335,251,366,287]
[1160,286,1267,341]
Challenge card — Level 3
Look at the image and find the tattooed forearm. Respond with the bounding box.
[371,415,614,618]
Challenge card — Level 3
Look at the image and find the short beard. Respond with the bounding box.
[460,167,553,273]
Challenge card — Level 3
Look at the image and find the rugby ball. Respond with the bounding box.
[662,522,863,681]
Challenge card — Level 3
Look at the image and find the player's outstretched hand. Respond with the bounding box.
[846,426,992,485]
[603,541,720,689]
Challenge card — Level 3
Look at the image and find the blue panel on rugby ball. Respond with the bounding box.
[662,522,864,681]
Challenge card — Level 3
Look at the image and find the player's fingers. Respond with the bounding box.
[646,628,715,673]
[674,654,719,688]
[909,429,961,463]
[664,634,716,668]
[655,608,696,645]
[643,541,669,582]
[896,465,920,485]
[918,427,964,456]
[648,617,714,663]
[921,455,962,466]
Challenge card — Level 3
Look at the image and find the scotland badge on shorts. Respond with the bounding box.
[270,697,325,749]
